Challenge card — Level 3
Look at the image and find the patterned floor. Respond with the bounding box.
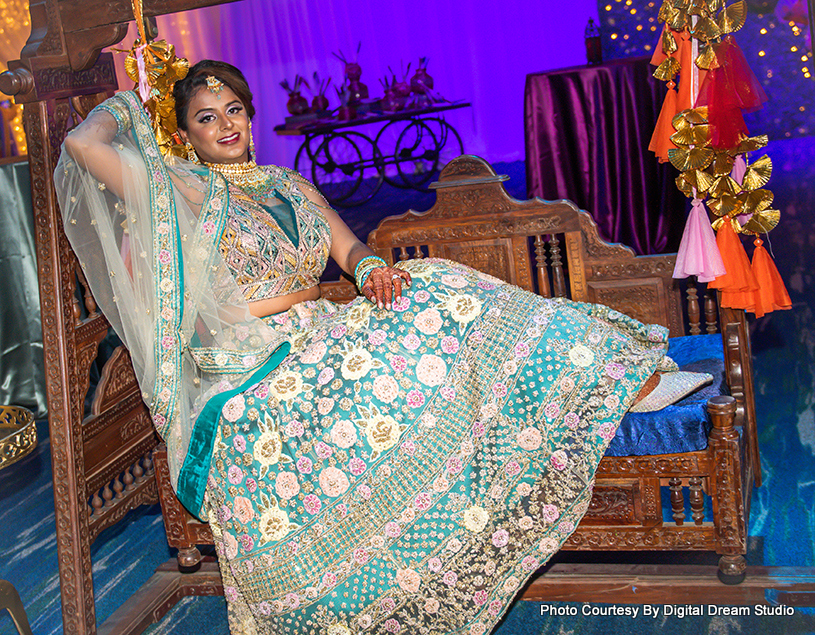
[1,152,813,635]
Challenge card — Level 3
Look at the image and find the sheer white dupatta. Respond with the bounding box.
[55,91,290,518]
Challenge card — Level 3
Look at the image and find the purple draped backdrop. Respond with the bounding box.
[217,0,598,170]
[125,2,683,255]
[525,56,688,255]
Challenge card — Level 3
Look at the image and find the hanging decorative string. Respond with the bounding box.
[650,0,790,317]
[116,0,190,157]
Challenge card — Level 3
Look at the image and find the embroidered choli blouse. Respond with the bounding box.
[218,167,333,302]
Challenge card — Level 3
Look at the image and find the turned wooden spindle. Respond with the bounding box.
[533,235,551,298]
[143,452,154,475]
[398,246,409,262]
[77,268,98,316]
[122,466,135,491]
[549,235,566,297]
[704,291,718,334]
[71,273,83,323]
[708,395,738,440]
[412,245,423,259]
[112,475,124,499]
[101,483,114,506]
[669,477,685,525]
[132,459,145,483]
[686,277,701,335]
[689,476,705,525]
[90,492,104,516]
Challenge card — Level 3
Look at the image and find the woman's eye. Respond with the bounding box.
[228,106,243,115]
[198,114,214,124]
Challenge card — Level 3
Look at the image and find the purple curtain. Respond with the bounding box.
[217,0,598,170]
[525,56,687,255]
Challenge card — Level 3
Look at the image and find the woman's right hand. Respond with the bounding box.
[361,266,412,310]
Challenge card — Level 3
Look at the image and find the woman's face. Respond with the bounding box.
[179,84,250,164]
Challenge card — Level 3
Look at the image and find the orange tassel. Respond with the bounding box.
[675,31,694,113]
[749,238,792,318]
[649,80,679,163]
[709,221,758,309]
[650,25,671,65]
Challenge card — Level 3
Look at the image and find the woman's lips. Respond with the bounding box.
[218,133,240,145]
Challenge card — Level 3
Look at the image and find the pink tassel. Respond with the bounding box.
[135,44,151,102]
[673,197,727,282]
[730,155,747,183]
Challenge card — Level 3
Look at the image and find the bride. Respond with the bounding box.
[56,59,692,635]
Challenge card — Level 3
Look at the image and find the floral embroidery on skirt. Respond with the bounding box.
[204,259,667,635]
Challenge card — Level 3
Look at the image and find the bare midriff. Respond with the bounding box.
[247,285,322,318]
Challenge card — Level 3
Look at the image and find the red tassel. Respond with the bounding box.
[749,238,792,318]
[708,221,759,309]
[649,81,678,163]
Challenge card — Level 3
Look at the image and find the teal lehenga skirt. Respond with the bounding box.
[203,258,667,635]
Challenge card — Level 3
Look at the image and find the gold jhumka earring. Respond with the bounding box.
[248,120,256,162]
[185,142,201,164]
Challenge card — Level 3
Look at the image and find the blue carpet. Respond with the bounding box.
[2,151,814,635]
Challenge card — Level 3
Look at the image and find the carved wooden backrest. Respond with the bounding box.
[365,155,685,336]
[25,83,161,634]
[2,3,239,633]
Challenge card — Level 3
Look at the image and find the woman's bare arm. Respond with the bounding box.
[294,180,411,308]
[62,110,130,199]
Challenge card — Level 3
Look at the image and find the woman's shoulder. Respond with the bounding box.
[262,165,320,191]
[262,164,305,181]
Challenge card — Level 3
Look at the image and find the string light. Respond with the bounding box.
[598,0,814,144]
[7,104,26,155]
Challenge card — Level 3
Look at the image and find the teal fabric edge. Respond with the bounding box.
[268,190,300,247]
[176,341,292,519]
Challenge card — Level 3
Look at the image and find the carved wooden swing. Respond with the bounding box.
[1,3,758,633]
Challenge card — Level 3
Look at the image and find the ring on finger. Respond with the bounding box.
[392,274,401,280]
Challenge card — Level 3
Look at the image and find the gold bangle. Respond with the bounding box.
[0,406,37,471]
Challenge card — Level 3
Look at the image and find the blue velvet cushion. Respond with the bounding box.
[604,333,726,456]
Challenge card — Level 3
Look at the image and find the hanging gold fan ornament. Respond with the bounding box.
[118,0,190,157]
[741,154,772,190]
[652,0,789,315]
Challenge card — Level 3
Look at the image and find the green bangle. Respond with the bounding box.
[354,255,386,288]
[354,255,385,280]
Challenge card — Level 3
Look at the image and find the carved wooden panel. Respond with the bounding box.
[91,346,140,415]
[563,525,717,551]
[581,483,639,525]
[440,238,514,283]
[587,278,666,330]
[597,453,709,477]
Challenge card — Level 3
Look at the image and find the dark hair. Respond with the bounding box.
[173,60,255,130]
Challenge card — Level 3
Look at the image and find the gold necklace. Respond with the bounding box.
[204,160,274,201]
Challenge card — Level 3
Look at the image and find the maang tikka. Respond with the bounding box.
[206,75,224,98]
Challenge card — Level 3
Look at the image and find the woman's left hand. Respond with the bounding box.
[361,266,412,310]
